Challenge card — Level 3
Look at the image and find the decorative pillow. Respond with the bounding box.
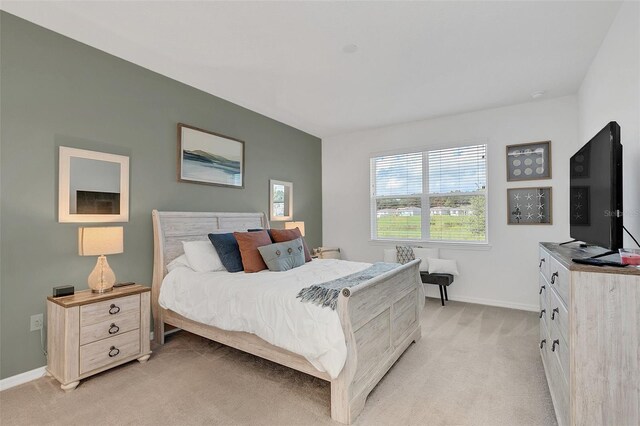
[383,248,397,263]
[248,228,274,241]
[234,230,273,273]
[270,228,312,262]
[167,254,192,272]
[396,246,415,264]
[413,247,440,272]
[208,233,244,273]
[182,240,226,273]
[428,258,459,276]
[258,238,306,272]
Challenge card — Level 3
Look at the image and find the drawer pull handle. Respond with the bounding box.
[539,309,545,319]
[109,304,120,315]
[539,258,545,268]
[540,339,546,349]
[108,323,120,334]
[108,346,120,357]
[551,272,559,284]
[539,285,545,295]
[551,308,559,320]
[551,339,559,352]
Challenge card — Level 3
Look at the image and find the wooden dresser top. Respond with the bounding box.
[541,242,640,276]
[47,284,150,307]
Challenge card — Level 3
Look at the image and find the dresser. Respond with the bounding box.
[538,243,640,426]
[46,285,151,391]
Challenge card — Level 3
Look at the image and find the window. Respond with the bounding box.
[371,144,487,243]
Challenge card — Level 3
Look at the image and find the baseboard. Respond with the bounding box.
[424,290,538,312]
[0,366,46,391]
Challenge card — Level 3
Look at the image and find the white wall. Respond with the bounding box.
[578,1,639,248]
[322,96,578,311]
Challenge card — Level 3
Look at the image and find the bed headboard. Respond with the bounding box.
[151,210,269,284]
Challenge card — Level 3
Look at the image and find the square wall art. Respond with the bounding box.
[506,141,551,181]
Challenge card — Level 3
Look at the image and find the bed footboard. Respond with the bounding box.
[331,259,423,424]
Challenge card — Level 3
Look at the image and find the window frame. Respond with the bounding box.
[370,142,489,245]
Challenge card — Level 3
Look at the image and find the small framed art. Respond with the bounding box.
[178,123,245,188]
[506,141,551,182]
[507,187,552,225]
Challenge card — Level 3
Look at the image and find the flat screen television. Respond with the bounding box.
[569,121,622,251]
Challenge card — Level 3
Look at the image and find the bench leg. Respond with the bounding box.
[444,286,448,301]
[439,286,445,306]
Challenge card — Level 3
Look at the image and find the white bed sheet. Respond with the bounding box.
[158,258,371,379]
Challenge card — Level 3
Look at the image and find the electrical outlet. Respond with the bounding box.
[30,313,43,331]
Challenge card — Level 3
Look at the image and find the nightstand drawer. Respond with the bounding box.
[81,294,140,326]
[80,311,140,345]
[80,329,140,374]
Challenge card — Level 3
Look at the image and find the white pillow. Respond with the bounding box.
[383,249,397,263]
[412,248,440,271]
[182,241,225,272]
[427,258,459,276]
[167,254,192,272]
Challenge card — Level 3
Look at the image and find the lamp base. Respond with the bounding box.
[88,255,116,294]
[91,287,114,294]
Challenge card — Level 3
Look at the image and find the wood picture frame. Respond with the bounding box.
[178,123,245,188]
[269,179,293,221]
[506,141,552,182]
[58,146,129,223]
[507,187,552,225]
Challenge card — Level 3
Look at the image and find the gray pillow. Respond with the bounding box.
[258,238,306,272]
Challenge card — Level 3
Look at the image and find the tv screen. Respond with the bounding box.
[569,122,622,250]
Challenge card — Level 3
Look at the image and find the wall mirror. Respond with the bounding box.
[59,146,129,223]
[270,179,292,221]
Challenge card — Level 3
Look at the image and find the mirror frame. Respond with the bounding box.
[58,146,129,223]
[269,179,293,221]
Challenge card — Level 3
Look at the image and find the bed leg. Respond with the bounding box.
[153,319,165,345]
[330,381,364,425]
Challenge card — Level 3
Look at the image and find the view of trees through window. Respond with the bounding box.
[372,144,487,242]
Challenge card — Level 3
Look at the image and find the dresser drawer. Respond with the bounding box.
[80,311,140,345]
[549,257,569,306]
[546,341,570,426]
[550,319,569,385]
[548,287,568,345]
[539,247,551,282]
[79,329,140,375]
[539,274,549,328]
[81,294,140,327]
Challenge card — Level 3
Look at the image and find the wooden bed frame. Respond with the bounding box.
[151,210,424,424]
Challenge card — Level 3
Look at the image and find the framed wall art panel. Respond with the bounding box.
[178,123,245,188]
[506,141,551,182]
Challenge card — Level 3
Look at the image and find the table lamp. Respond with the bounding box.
[285,221,305,236]
[78,226,123,293]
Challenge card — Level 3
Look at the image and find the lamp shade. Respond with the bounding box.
[78,226,124,256]
[284,221,305,237]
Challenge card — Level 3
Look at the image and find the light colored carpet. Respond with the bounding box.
[0,299,556,425]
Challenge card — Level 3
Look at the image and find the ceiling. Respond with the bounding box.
[1,1,621,138]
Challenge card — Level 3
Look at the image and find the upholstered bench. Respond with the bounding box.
[420,272,454,306]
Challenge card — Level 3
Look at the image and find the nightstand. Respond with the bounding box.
[46,285,151,391]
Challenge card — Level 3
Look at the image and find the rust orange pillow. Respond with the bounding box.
[234,230,272,273]
[270,228,312,262]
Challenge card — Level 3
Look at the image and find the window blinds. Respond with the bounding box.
[371,144,487,243]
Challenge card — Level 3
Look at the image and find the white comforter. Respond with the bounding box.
[158,258,371,379]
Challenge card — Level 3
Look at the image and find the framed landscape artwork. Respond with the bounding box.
[178,123,245,188]
[506,141,551,182]
[507,187,552,225]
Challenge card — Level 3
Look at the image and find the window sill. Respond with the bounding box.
[369,239,492,251]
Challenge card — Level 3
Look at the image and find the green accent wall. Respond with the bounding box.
[0,12,322,379]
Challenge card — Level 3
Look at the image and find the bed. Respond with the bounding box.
[151,210,424,424]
